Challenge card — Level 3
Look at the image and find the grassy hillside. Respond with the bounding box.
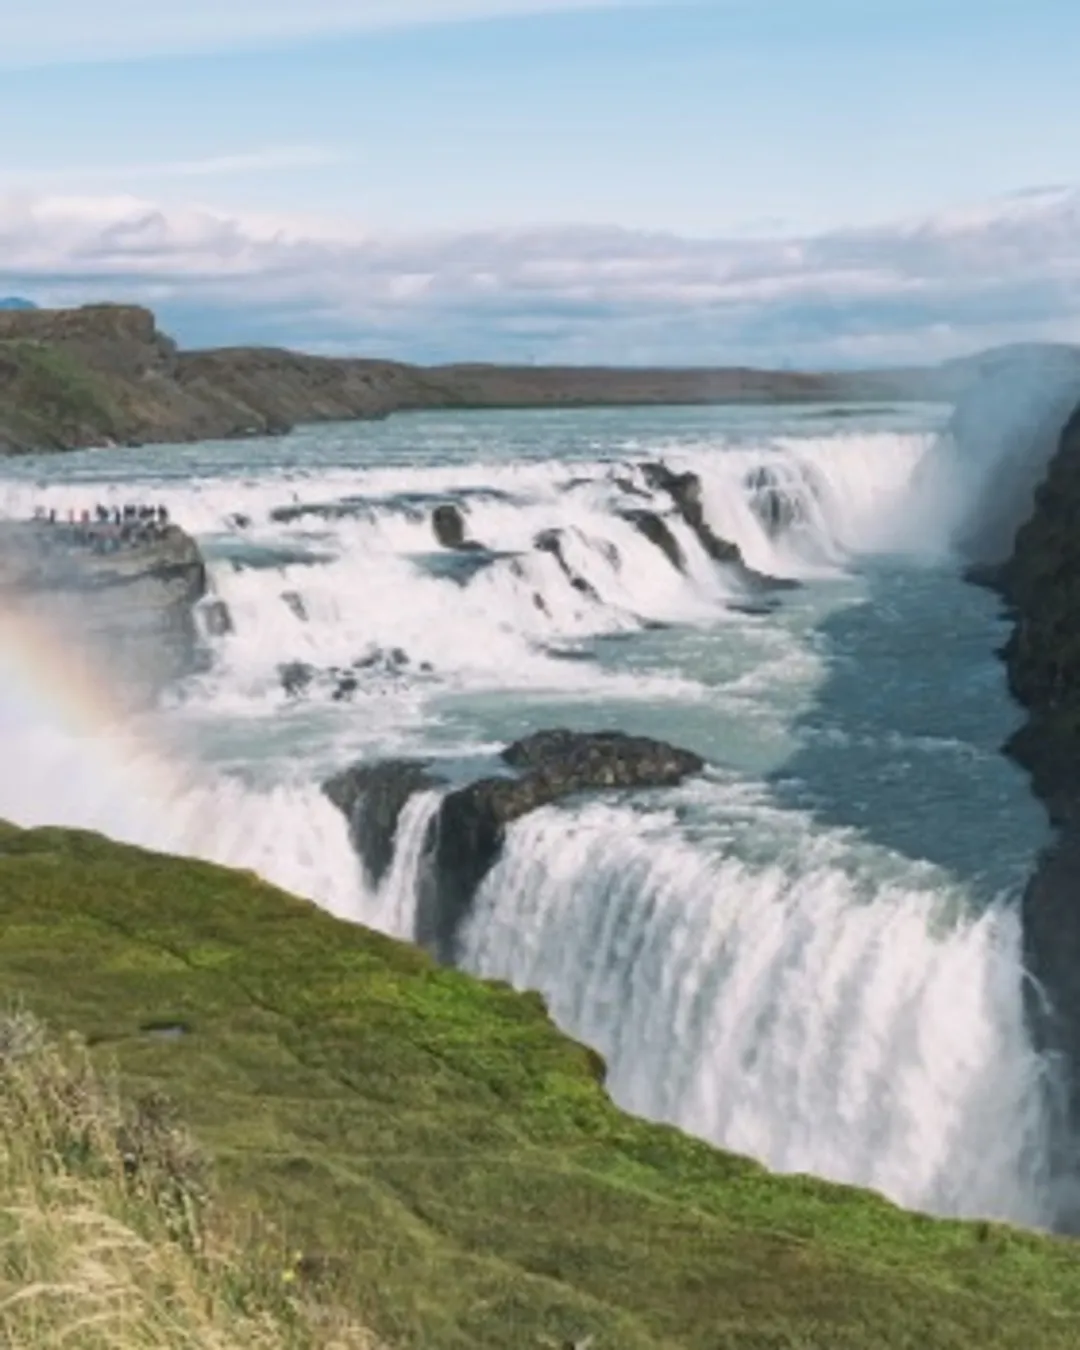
[0,1009,381,1348]
[0,339,125,450]
[1,819,1078,1348]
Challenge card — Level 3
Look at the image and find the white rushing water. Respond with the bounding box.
[0,399,1061,1228]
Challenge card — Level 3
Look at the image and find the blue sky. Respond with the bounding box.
[1,0,1079,364]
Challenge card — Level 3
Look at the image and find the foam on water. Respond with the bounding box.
[453,792,1051,1224]
[0,398,1064,1230]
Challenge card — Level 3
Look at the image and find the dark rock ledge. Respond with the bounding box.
[638,462,800,592]
[324,729,705,963]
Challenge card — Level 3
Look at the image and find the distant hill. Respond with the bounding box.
[0,299,1060,455]
[0,297,36,311]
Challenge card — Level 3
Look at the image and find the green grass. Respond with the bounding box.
[1,819,1078,1348]
[0,1008,382,1348]
[0,340,123,449]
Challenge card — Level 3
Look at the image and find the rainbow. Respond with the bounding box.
[0,606,129,739]
[0,604,177,840]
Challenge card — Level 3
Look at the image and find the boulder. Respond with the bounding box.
[432,503,485,552]
[279,661,315,697]
[620,509,685,571]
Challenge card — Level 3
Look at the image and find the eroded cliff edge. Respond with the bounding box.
[0,302,947,454]
[990,401,1080,1210]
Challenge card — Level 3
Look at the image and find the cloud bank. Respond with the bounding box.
[1,187,1078,366]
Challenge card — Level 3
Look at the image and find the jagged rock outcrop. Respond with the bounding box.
[324,759,444,886]
[278,647,419,703]
[641,462,799,590]
[534,529,600,598]
[995,403,1080,819]
[323,730,705,963]
[988,399,1080,1223]
[620,509,685,571]
[426,731,704,959]
[0,520,206,705]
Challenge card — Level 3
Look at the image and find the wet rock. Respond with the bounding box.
[279,661,315,697]
[324,759,445,886]
[534,529,600,601]
[621,509,685,571]
[228,512,251,530]
[545,646,595,662]
[201,598,234,637]
[332,674,359,702]
[641,461,705,517]
[613,475,651,499]
[355,646,409,673]
[432,503,485,551]
[280,647,419,702]
[726,599,778,617]
[964,561,1007,591]
[642,460,799,591]
[596,538,621,570]
[642,462,741,563]
[281,591,308,621]
[418,730,705,961]
[744,466,806,537]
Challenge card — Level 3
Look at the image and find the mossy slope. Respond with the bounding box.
[1,821,1078,1348]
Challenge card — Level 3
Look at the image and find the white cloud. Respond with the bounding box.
[1,187,1078,366]
[0,0,639,66]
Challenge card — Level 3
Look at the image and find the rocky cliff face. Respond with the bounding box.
[0,521,207,706]
[991,401,1080,1219]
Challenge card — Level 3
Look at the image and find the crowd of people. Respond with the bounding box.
[30,503,172,554]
